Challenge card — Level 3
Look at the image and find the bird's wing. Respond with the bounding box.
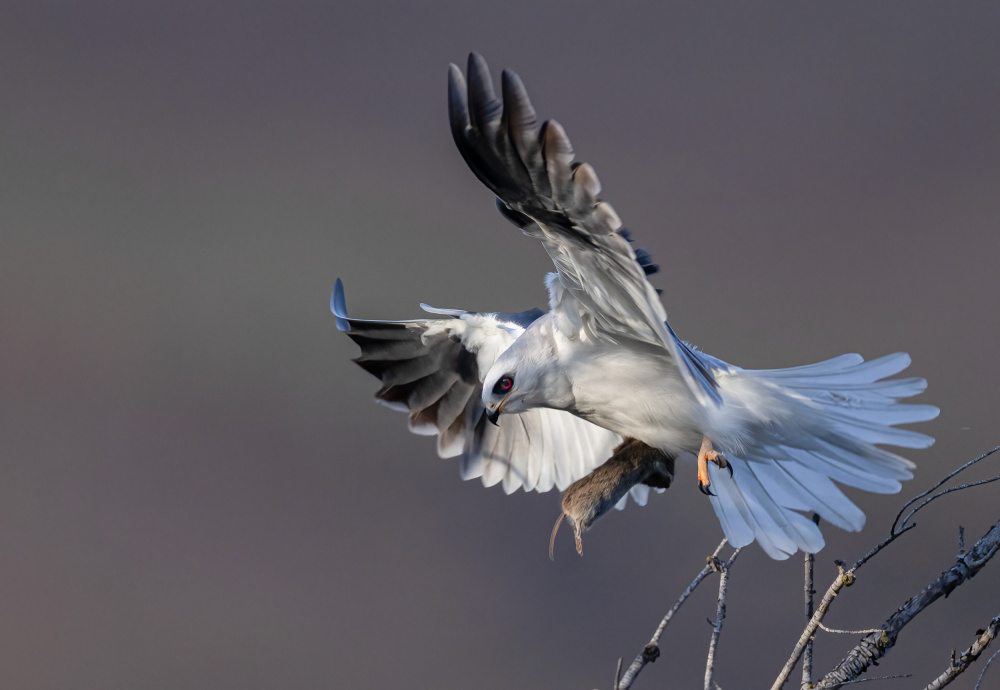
[448,53,722,407]
[332,279,630,495]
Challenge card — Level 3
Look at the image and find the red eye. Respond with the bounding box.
[493,375,514,395]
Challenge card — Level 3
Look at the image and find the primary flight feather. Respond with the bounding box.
[332,53,938,559]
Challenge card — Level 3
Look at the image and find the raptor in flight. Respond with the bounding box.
[332,54,938,559]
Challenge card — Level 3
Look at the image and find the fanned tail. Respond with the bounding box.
[709,353,938,560]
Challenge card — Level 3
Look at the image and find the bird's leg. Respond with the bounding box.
[697,436,731,496]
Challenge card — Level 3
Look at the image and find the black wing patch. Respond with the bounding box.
[448,53,721,407]
[332,279,479,453]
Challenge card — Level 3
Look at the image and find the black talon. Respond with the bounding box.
[699,481,715,497]
[726,462,734,479]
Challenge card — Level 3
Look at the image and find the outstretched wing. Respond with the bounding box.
[332,279,643,497]
[448,53,722,407]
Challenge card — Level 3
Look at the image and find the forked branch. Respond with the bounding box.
[814,519,1000,689]
[615,540,728,690]
[921,614,1000,689]
[614,448,1000,690]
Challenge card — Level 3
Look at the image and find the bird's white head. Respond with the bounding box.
[481,327,573,426]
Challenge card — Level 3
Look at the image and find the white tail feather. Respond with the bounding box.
[708,352,937,558]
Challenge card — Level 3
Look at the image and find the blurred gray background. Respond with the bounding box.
[1,2,999,688]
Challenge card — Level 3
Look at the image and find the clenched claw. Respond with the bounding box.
[697,436,729,495]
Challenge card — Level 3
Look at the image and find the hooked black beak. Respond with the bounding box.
[486,394,508,426]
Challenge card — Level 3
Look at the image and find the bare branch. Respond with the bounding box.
[975,648,1000,690]
[616,539,728,690]
[802,514,821,690]
[832,674,910,685]
[849,523,917,571]
[892,445,1000,533]
[772,561,855,690]
[705,549,741,690]
[847,447,998,572]
[616,450,999,690]
[898,474,1000,533]
[802,549,815,689]
[814,519,1000,689]
[817,622,882,635]
[922,614,1000,689]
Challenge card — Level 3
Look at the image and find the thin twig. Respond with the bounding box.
[850,524,917,572]
[814,520,1000,689]
[922,614,1000,689]
[705,549,741,690]
[899,474,1000,533]
[974,647,1000,690]
[833,674,910,685]
[892,445,1000,533]
[853,453,999,569]
[616,539,728,690]
[817,622,882,635]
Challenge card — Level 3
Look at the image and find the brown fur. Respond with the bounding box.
[550,438,675,558]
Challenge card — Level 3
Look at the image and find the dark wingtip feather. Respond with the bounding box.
[633,248,660,276]
[331,278,351,331]
[616,228,659,276]
[354,357,391,379]
[468,51,487,72]
[495,197,533,228]
[500,69,537,130]
[447,63,471,145]
[467,53,501,131]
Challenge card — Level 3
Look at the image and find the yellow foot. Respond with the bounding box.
[697,436,731,496]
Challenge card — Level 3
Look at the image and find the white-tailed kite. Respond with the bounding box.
[332,54,938,559]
